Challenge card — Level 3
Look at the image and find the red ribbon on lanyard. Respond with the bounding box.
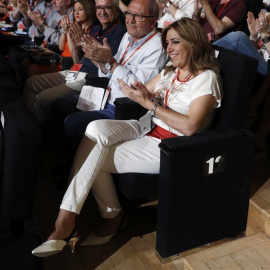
[217,0,230,18]
[164,69,192,108]
[119,31,158,66]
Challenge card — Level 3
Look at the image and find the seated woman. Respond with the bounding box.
[58,0,96,69]
[32,17,222,257]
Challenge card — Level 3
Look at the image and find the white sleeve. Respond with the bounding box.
[188,70,222,108]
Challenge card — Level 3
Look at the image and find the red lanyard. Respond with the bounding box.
[119,30,158,66]
[93,19,120,41]
[217,0,230,18]
[44,7,53,19]
[164,69,192,107]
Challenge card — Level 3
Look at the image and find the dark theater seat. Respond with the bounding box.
[113,46,258,259]
[0,56,42,270]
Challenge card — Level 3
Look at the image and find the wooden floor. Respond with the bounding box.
[184,232,270,270]
[95,232,184,270]
[33,136,270,270]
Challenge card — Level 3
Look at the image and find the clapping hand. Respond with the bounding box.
[247,12,259,38]
[28,9,44,26]
[81,35,112,63]
[257,11,269,37]
[117,79,154,105]
[17,0,29,15]
[68,22,89,48]
[61,14,70,35]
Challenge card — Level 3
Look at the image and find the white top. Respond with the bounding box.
[153,68,222,136]
[157,0,195,29]
[99,30,167,105]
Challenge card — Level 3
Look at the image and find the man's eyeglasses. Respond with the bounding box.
[124,11,155,22]
[96,5,114,12]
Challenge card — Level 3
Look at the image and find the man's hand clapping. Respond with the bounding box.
[81,35,113,64]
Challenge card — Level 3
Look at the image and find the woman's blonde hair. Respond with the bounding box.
[161,18,219,75]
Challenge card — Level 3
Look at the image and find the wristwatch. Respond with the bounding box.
[166,1,172,8]
[262,35,270,44]
[38,21,47,34]
[105,58,116,70]
[151,104,159,116]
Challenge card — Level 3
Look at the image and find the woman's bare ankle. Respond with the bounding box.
[47,210,77,241]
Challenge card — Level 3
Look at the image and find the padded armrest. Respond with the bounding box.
[85,76,110,88]
[159,128,255,156]
[114,97,147,120]
[114,97,143,109]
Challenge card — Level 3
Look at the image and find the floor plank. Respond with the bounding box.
[253,239,270,264]
[95,258,116,270]
[206,255,242,270]
[172,258,185,270]
[110,242,147,270]
[231,247,270,270]
[131,234,177,270]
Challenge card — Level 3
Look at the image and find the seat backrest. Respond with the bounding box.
[243,0,262,16]
[211,45,258,130]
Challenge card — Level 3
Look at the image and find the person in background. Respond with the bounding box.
[6,0,60,87]
[31,17,221,257]
[155,0,195,29]
[192,0,246,41]
[23,0,126,124]
[119,0,194,29]
[58,0,96,64]
[0,0,32,55]
[214,11,270,76]
[9,0,31,29]
[0,0,15,19]
[19,0,74,79]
